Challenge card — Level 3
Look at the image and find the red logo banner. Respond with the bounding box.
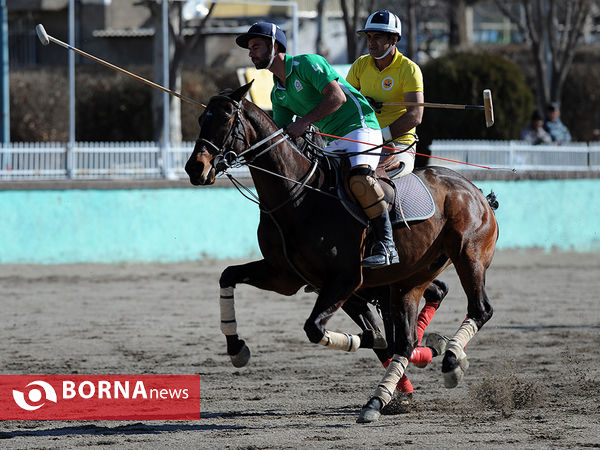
[0,375,200,420]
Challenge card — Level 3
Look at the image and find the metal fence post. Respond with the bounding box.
[1,0,9,147]
[67,0,75,178]
[160,0,171,179]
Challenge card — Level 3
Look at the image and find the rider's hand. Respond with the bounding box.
[365,96,383,114]
[285,118,311,139]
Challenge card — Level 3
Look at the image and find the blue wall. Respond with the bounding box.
[1,180,598,264]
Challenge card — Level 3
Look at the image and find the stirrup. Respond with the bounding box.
[385,161,406,180]
[362,243,399,268]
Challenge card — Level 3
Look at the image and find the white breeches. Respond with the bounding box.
[325,127,383,170]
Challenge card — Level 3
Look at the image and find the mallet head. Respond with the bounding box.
[483,89,494,128]
[36,24,50,46]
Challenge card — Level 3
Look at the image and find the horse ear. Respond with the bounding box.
[230,80,254,103]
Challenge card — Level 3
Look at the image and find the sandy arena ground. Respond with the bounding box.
[1,249,599,448]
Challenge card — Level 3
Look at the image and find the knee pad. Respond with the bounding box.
[348,167,387,219]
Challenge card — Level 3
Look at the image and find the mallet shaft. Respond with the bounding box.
[382,102,484,110]
[45,32,204,107]
[382,89,494,128]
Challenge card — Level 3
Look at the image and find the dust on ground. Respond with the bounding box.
[1,250,599,448]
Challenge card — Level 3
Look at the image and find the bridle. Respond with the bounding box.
[197,95,298,175]
[194,95,332,212]
[195,95,251,173]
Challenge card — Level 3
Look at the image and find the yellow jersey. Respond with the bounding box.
[346,51,423,145]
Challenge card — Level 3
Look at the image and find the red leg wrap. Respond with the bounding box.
[396,375,413,394]
[417,302,440,344]
[409,346,433,366]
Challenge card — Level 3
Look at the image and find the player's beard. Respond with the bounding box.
[252,46,272,69]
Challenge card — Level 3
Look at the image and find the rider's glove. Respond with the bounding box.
[365,96,383,114]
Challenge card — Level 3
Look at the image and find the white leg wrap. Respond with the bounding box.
[446,318,479,358]
[318,330,361,352]
[219,287,237,335]
[373,355,408,406]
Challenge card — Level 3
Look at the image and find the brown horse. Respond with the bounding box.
[185,83,499,423]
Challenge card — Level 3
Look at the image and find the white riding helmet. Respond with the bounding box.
[357,10,402,38]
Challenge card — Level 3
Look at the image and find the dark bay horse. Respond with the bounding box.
[185,83,499,423]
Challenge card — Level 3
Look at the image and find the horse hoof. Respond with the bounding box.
[381,392,412,415]
[356,397,382,423]
[230,343,251,368]
[359,329,388,349]
[372,331,388,349]
[442,350,469,388]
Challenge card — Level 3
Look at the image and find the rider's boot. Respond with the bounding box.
[362,209,399,268]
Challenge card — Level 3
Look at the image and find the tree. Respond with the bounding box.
[337,0,481,62]
[448,0,489,48]
[136,0,215,144]
[338,0,427,62]
[339,0,364,62]
[494,0,594,113]
[404,0,419,60]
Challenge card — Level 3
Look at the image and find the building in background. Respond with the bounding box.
[6,1,600,67]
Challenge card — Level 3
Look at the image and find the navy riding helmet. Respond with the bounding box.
[236,22,287,53]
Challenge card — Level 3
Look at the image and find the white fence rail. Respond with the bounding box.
[1,140,599,181]
[430,140,600,171]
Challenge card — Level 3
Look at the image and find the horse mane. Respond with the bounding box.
[238,97,326,164]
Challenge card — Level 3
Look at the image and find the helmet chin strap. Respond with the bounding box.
[374,44,395,60]
[266,23,276,69]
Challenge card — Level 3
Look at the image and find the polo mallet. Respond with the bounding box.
[35,24,205,108]
[382,89,495,127]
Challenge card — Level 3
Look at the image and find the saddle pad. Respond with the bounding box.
[389,173,435,225]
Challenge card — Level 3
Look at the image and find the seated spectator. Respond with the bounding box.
[544,102,571,143]
[520,110,552,145]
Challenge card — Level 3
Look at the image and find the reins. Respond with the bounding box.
[200,95,388,299]
[201,97,340,210]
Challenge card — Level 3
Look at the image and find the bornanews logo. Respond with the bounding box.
[1,375,200,420]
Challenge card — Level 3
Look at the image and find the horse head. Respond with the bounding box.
[185,82,254,185]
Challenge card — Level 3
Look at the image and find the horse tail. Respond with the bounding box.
[486,191,499,211]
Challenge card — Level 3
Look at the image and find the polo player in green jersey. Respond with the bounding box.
[236,22,398,268]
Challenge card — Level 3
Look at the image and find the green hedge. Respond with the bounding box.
[9,66,238,142]
[11,53,599,144]
[562,64,600,142]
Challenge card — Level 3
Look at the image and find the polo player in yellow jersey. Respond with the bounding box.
[347,11,449,410]
[346,10,423,178]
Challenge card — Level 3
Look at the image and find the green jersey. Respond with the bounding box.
[271,54,380,140]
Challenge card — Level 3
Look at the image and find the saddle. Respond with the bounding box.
[330,157,435,227]
[297,128,434,227]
